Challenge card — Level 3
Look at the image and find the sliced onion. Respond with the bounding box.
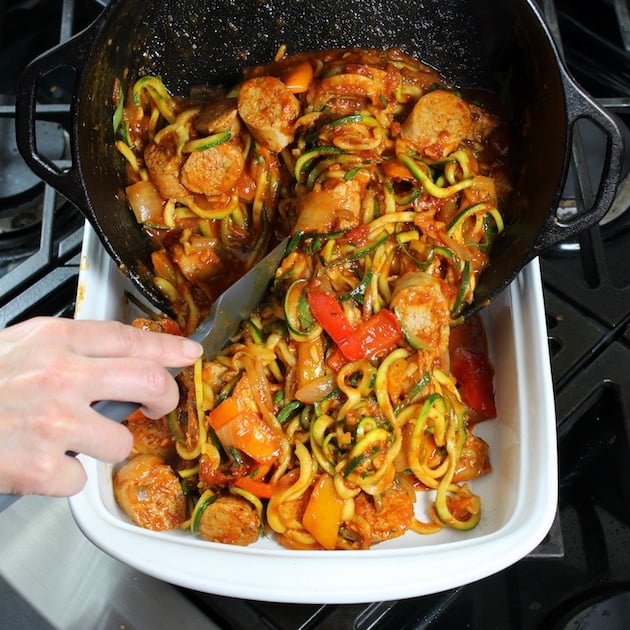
[126,180,165,224]
[294,374,336,404]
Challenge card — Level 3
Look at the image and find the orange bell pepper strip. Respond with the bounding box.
[302,473,345,550]
[212,408,282,465]
[280,61,314,94]
[208,377,282,464]
[207,396,242,430]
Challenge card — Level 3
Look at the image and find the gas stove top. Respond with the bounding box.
[1,1,630,628]
[0,0,96,327]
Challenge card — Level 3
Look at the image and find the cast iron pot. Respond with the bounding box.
[16,0,623,317]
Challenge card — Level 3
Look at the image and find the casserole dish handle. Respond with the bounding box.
[15,22,97,214]
[536,65,624,250]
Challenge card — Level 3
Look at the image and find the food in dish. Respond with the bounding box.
[113,47,511,549]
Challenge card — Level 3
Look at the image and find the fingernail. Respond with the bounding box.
[182,339,203,360]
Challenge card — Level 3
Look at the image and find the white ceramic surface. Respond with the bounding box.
[70,224,557,604]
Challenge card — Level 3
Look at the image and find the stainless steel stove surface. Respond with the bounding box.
[1,1,630,628]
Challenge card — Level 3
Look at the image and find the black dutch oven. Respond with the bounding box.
[15,0,623,316]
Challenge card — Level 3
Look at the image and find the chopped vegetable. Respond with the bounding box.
[355,308,403,359]
[281,61,314,94]
[285,279,322,340]
[233,476,275,499]
[125,180,164,224]
[212,408,282,464]
[326,308,403,369]
[450,347,496,419]
[191,489,218,534]
[306,289,364,361]
[207,396,241,430]
[208,377,282,464]
[302,473,345,550]
[449,314,497,420]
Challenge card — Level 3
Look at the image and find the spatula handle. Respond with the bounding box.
[0,494,19,511]
[91,399,141,423]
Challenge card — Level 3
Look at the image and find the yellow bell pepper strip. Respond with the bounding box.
[302,473,345,550]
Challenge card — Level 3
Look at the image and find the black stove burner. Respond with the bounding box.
[0,94,69,259]
[0,96,66,209]
[550,589,630,630]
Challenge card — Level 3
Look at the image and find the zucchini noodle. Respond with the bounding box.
[113,47,509,549]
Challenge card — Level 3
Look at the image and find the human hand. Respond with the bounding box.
[0,317,202,497]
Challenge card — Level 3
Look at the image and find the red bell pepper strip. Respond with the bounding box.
[450,348,496,419]
[338,223,370,246]
[326,311,403,370]
[449,314,497,420]
[232,476,275,499]
[306,289,364,361]
[308,289,402,369]
[355,308,403,359]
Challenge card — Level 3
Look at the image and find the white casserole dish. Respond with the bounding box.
[70,222,557,604]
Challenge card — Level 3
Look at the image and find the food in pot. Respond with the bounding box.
[113,47,510,549]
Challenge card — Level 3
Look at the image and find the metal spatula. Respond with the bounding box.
[93,236,288,421]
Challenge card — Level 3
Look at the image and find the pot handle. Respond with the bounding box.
[15,22,99,213]
[538,65,625,249]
